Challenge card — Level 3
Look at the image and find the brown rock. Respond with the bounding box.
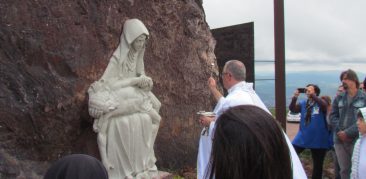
[0,0,215,177]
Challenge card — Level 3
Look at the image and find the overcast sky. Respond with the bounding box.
[202,0,366,73]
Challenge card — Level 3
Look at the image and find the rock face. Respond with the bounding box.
[0,0,216,177]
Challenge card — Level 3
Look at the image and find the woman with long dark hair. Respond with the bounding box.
[206,105,292,179]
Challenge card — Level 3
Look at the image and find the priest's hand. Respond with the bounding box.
[199,115,215,127]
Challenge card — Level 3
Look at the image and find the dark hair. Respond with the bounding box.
[339,71,347,82]
[306,84,321,96]
[44,154,108,179]
[340,69,360,88]
[206,105,292,179]
[320,95,332,105]
[225,60,246,81]
[363,77,366,91]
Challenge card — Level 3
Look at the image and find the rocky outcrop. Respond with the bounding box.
[0,0,216,178]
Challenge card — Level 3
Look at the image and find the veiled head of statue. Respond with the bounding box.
[123,19,149,45]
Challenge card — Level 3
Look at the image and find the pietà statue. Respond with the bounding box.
[88,19,161,179]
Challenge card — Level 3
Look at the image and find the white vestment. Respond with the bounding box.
[351,134,366,179]
[197,81,307,179]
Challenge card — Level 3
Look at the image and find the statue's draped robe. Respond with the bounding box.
[88,19,161,179]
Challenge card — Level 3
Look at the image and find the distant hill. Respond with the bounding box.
[255,71,365,108]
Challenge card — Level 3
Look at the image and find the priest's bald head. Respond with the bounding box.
[221,60,246,90]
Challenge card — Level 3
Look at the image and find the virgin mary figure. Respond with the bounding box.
[88,19,161,179]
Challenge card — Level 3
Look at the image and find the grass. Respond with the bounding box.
[298,149,335,178]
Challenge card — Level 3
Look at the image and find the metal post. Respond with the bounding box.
[274,0,286,130]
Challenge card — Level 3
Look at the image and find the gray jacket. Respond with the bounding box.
[330,90,366,142]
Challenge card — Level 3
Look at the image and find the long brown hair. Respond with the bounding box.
[206,105,292,179]
[340,69,360,88]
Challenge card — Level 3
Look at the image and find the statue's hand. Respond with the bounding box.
[137,76,153,91]
[89,107,104,119]
[92,119,101,132]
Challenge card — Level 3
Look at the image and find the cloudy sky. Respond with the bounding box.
[202,0,366,74]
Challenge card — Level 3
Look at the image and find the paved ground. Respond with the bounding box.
[285,122,334,179]
[286,122,300,140]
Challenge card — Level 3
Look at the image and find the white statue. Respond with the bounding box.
[88,19,161,179]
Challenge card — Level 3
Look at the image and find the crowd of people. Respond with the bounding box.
[287,69,366,179]
[27,14,362,179]
[196,65,366,179]
[43,58,366,179]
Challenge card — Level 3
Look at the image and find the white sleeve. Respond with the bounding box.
[213,96,225,117]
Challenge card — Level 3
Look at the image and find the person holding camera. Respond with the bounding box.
[289,84,332,179]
